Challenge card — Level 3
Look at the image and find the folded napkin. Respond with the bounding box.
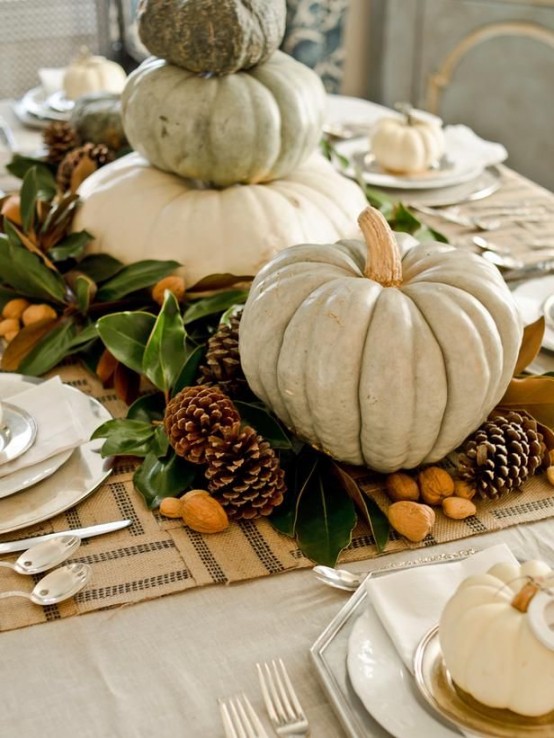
[0,377,90,477]
[444,124,508,172]
[365,544,518,673]
[37,67,65,96]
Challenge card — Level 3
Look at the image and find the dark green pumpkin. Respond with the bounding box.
[70,93,128,151]
[138,0,287,75]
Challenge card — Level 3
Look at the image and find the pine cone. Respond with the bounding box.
[197,311,248,398]
[164,385,240,464]
[56,143,115,192]
[205,423,286,520]
[43,121,79,165]
[458,410,545,499]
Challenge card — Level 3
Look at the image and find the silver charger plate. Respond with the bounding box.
[414,626,554,737]
[0,402,37,464]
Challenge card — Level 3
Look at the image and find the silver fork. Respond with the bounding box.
[257,659,310,737]
[219,693,270,738]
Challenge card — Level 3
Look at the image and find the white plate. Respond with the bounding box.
[15,86,71,127]
[347,607,459,738]
[512,275,554,352]
[0,447,73,499]
[0,374,113,534]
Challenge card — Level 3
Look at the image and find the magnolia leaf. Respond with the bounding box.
[6,154,55,180]
[17,318,77,375]
[114,362,141,406]
[96,348,118,385]
[234,401,292,450]
[499,376,554,427]
[152,425,170,458]
[96,260,181,301]
[96,311,156,374]
[48,231,93,262]
[40,192,79,235]
[295,456,357,566]
[187,273,253,293]
[269,449,319,536]
[3,219,54,270]
[219,303,244,327]
[133,451,198,509]
[68,272,97,314]
[70,156,97,194]
[77,253,124,283]
[172,344,205,395]
[1,317,59,372]
[514,316,545,376]
[19,166,57,231]
[0,233,67,303]
[142,291,186,393]
[91,418,156,458]
[332,464,389,552]
[127,392,166,423]
[67,322,98,350]
[183,289,249,325]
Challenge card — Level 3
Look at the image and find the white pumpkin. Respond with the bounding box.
[370,107,445,175]
[238,207,522,472]
[440,560,554,717]
[63,49,127,101]
[74,152,368,287]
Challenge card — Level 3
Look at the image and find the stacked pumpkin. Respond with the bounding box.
[74,0,367,286]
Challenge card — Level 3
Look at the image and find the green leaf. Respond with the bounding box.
[187,273,252,293]
[0,233,67,303]
[142,291,186,393]
[96,311,156,374]
[172,344,205,395]
[91,418,156,458]
[72,273,96,314]
[17,318,77,375]
[20,166,57,231]
[67,322,98,349]
[133,451,198,509]
[96,259,181,301]
[294,455,357,566]
[183,289,249,325]
[127,393,166,422]
[6,154,55,180]
[269,447,319,536]
[234,401,292,450]
[77,253,125,283]
[152,425,170,457]
[49,231,93,262]
[219,303,244,327]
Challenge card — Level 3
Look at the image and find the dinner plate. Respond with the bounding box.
[19,86,71,122]
[414,626,554,737]
[512,275,554,352]
[0,374,113,534]
[0,447,73,500]
[0,403,37,465]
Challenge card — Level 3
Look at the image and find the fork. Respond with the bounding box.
[219,693,270,738]
[257,659,310,737]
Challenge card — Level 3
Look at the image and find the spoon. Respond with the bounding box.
[0,535,81,575]
[0,562,91,606]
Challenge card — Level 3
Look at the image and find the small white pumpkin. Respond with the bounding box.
[440,560,554,717]
[74,152,368,287]
[370,106,445,175]
[63,49,127,101]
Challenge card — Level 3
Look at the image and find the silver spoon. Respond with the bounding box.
[0,535,81,575]
[0,562,91,606]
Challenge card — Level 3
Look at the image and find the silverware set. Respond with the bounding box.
[411,202,552,232]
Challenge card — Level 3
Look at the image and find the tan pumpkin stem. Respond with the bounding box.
[511,581,540,613]
[357,207,403,287]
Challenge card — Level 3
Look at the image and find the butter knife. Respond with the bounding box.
[0,519,132,554]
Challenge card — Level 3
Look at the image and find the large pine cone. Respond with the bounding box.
[458,410,545,499]
[43,121,79,165]
[197,311,248,398]
[57,143,114,192]
[164,385,240,464]
[205,423,286,520]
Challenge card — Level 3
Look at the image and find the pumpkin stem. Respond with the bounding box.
[395,101,415,126]
[357,207,403,287]
[511,580,541,613]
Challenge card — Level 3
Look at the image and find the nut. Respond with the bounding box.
[0,318,20,337]
[453,479,476,500]
[180,489,229,534]
[442,497,477,520]
[2,298,30,320]
[159,497,184,519]
[385,472,420,502]
[547,467,554,486]
[418,466,455,505]
[21,303,57,326]
[152,276,186,306]
[0,194,22,226]
[4,329,19,343]
[388,501,435,543]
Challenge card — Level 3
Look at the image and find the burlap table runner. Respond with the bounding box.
[1,362,554,633]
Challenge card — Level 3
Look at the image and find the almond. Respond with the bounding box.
[546,467,554,486]
[159,497,184,518]
[453,479,476,500]
[0,318,19,337]
[152,276,186,306]
[385,472,420,502]
[180,489,229,534]
[442,497,476,520]
[388,501,435,543]
[2,298,30,320]
[418,466,455,505]
[21,303,57,326]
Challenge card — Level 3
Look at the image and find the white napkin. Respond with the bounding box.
[0,377,90,477]
[38,67,65,96]
[444,124,508,172]
[365,544,518,673]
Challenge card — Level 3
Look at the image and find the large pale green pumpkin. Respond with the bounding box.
[239,208,523,472]
[138,0,287,75]
[121,51,326,187]
[74,152,368,287]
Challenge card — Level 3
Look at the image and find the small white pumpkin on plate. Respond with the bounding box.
[63,48,127,101]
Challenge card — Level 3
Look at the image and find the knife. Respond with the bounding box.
[0,519,132,554]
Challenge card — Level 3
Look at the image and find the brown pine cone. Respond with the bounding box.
[56,143,115,192]
[164,385,240,464]
[205,423,286,520]
[197,310,248,398]
[43,121,79,165]
[458,410,545,499]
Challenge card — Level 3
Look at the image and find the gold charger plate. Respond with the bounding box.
[414,626,554,737]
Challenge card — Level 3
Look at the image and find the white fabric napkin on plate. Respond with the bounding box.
[0,377,90,477]
[444,125,508,172]
[365,544,518,673]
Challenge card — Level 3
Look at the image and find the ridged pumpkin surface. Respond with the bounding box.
[239,211,523,472]
[74,152,368,287]
[121,52,326,187]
